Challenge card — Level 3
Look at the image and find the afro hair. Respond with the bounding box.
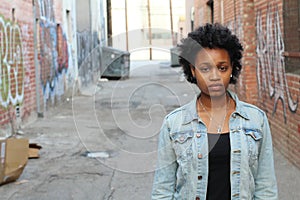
[178,23,243,84]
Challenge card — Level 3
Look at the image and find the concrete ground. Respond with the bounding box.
[0,61,299,200]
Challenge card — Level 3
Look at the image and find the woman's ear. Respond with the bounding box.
[190,64,195,77]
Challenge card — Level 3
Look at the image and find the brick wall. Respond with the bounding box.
[0,0,74,136]
[194,0,211,26]
[194,0,300,168]
[0,0,36,136]
[35,0,77,112]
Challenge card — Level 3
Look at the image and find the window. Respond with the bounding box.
[207,0,214,23]
[283,0,300,75]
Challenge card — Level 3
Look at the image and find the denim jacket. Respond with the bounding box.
[152,91,278,200]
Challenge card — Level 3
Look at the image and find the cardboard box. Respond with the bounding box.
[0,137,29,185]
[28,143,42,159]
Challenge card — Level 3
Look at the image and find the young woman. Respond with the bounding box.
[152,23,278,200]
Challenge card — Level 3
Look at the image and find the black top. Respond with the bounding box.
[206,133,231,200]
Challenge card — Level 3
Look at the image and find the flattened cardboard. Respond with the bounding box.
[0,138,29,185]
[28,143,42,159]
[0,140,5,184]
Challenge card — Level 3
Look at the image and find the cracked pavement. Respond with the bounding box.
[0,61,193,200]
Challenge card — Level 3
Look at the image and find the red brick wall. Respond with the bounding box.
[35,0,72,111]
[0,0,36,135]
[194,0,211,26]
[253,0,300,168]
[0,0,67,136]
[194,0,300,168]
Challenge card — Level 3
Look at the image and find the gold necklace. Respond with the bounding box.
[199,97,230,133]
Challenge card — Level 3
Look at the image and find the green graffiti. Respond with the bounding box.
[0,15,25,108]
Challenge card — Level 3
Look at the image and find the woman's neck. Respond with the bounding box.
[198,93,229,110]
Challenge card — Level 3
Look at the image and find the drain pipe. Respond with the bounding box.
[233,0,237,32]
[32,0,42,117]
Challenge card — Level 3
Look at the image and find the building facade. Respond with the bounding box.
[0,0,106,136]
[193,0,300,168]
[110,0,185,60]
[76,0,106,86]
[0,0,37,136]
[34,0,78,114]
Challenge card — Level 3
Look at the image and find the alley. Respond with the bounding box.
[0,61,299,200]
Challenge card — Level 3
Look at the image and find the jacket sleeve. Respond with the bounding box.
[254,113,278,200]
[151,118,177,200]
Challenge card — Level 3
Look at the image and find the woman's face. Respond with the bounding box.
[191,48,232,98]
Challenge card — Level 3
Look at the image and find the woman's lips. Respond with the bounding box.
[208,84,224,91]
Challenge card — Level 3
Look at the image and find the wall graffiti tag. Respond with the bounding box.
[77,31,101,86]
[226,15,243,42]
[0,16,24,108]
[57,26,69,74]
[256,4,298,123]
[225,15,244,90]
[37,0,69,104]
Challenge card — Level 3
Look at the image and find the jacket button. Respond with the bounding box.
[233,150,241,153]
[196,133,201,138]
[198,175,202,180]
[179,136,185,142]
[197,154,202,159]
[195,197,200,200]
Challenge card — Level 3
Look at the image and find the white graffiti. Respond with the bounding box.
[225,15,244,89]
[38,0,55,22]
[226,15,243,41]
[256,5,298,122]
[0,16,25,108]
[21,24,32,90]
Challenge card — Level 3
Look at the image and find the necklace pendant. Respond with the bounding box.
[217,126,222,133]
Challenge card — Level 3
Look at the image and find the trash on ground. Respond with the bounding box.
[28,143,42,159]
[83,151,110,158]
[15,179,29,185]
[0,137,29,186]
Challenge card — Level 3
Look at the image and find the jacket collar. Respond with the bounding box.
[182,90,249,125]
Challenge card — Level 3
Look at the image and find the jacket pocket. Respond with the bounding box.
[244,129,263,166]
[170,130,194,158]
[170,130,194,197]
[170,130,194,175]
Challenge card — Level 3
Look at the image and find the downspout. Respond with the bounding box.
[233,0,237,32]
[32,0,43,117]
[106,0,112,46]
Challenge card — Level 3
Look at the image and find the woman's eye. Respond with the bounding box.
[200,67,209,72]
[198,65,210,72]
[219,65,227,72]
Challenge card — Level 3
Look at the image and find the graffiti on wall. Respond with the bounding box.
[38,0,55,22]
[57,26,69,74]
[226,15,243,42]
[77,31,101,86]
[0,15,24,108]
[225,15,244,90]
[21,24,33,91]
[37,0,70,105]
[256,4,298,123]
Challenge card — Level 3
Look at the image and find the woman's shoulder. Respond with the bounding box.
[165,99,196,121]
[237,100,270,128]
[239,100,266,115]
[229,91,267,118]
[239,100,265,114]
[166,102,190,118]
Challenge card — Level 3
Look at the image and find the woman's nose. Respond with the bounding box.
[209,68,221,81]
